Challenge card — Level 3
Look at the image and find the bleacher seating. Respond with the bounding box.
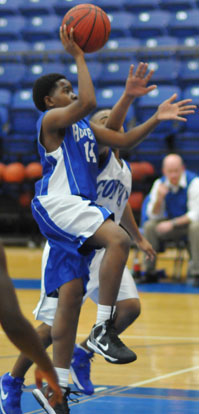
[130,11,170,38]
[10,89,38,134]
[19,0,58,16]
[1,0,199,237]
[107,12,134,38]
[22,15,60,41]
[99,60,134,86]
[168,10,199,37]
[0,63,26,89]
[0,40,29,63]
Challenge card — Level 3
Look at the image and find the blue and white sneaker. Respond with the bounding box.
[0,372,24,414]
[70,345,94,395]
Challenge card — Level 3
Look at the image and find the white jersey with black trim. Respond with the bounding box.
[96,149,132,223]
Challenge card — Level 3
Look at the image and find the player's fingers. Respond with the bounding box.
[69,27,74,41]
[178,110,195,115]
[146,85,157,93]
[177,98,193,106]
[168,93,177,103]
[134,62,145,77]
[175,116,187,122]
[139,62,149,78]
[178,105,196,111]
[144,69,155,82]
[128,64,134,77]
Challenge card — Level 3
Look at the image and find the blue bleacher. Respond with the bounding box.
[0,0,22,16]
[160,0,196,11]
[1,134,38,164]
[107,12,134,38]
[130,10,170,38]
[146,59,180,84]
[100,37,140,61]
[0,63,26,89]
[124,0,160,12]
[0,0,198,173]
[22,15,60,41]
[19,0,58,16]
[0,40,29,63]
[65,61,102,87]
[138,36,179,59]
[179,59,199,86]
[178,36,199,58]
[99,60,134,86]
[0,16,25,40]
[182,86,199,131]
[168,10,199,37]
[25,40,64,63]
[96,0,124,12]
[54,0,94,16]
[0,88,12,106]
[11,90,38,134]
[22,62,66,88]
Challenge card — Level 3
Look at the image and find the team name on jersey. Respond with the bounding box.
[97,179,129,207]
[72,124,95,142]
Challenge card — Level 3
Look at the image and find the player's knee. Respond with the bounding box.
[126,299,141,324]
[112,228,131,254]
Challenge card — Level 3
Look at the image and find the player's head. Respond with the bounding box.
[90,109,111,126]
[90,109,124,132]
[33,73,77,112]
[162,154,184,186]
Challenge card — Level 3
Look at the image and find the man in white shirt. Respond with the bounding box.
[143,153,199,286]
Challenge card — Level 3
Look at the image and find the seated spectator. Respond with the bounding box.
[143,154,199,287]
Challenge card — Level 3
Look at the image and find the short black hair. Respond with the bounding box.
[32,73,66,112]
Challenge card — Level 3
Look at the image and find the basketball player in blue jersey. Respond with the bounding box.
[0,56,159,413]
[6,24,195,413]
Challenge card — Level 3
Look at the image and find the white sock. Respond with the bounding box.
[55,367,69,391]
[77,344,90,354]
[96,304,116,324]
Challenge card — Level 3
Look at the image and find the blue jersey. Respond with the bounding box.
[35,112,99,201]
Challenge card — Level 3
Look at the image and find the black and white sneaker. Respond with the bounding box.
[32,386,79,414]
[87,319,137,364]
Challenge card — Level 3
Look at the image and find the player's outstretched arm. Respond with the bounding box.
[43,25,96,132]
[105,62,157,131]
[0,243,62,406]
[91,94,196,149]
[120,202,156,261]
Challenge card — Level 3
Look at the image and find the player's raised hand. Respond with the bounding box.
[60,24,84,58]
[35,366,62,407]
[125,62,157,98]
[157,93,196,122]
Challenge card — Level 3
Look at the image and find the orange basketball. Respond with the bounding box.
[3,163,25,183]
[62,4,111,53]
[25,162,42,180]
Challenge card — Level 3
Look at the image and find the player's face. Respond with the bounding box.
[51,79,77,107]
[163,164,184,186]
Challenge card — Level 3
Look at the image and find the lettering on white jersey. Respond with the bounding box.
[97,179,129,207]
